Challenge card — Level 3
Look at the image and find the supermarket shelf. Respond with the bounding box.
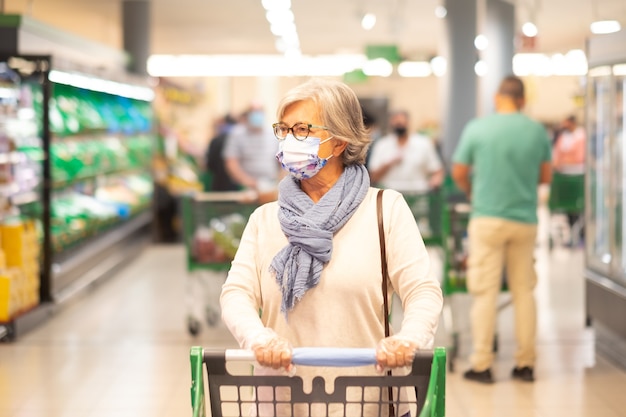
[52,167,151,190]
[11,190,39,205]
[0,302,54,342]
[0,150,45,164]
[52,210,152,304]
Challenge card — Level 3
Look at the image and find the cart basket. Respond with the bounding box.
[190,346,446,417]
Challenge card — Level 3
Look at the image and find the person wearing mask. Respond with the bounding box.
[368,110,444,193]
[205,113,239,191]
[223,103,280,193]
[220,78,443,416]
[452,75,552,384]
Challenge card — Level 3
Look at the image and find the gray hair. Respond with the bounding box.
[276,78,370,165]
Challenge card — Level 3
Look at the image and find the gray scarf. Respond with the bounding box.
[270,164,370,316]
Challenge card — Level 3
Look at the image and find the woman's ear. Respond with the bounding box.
[332,139,349,156]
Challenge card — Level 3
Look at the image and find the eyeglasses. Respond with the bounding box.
[272,122,330,141]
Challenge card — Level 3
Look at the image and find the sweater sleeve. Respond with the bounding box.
[383,190,443,349]
[220,208,273,349]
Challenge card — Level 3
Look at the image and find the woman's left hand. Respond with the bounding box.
[375,336,418,372]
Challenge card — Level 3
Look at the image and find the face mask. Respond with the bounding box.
[393,126,408,136]
[248,110,265,128]
[275,134,334,180]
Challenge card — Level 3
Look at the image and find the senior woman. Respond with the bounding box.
[220,78,443,417]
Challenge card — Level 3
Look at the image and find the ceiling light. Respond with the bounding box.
[474,35,488,51]
[590,20,621,34]
[430,56,447,77]
[434,6,447,19]
[474,60,488,77]
[147,54,367,77]
[398,61,432,77]
[522,22,538,37]
[362,58,393,77]
[361,13,376,30]
[261,0,291,11]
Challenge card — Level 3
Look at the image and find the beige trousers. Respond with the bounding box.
[466,217,538,371]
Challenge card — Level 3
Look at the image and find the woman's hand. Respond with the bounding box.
[252,336,294,373]
[375,336,418,372]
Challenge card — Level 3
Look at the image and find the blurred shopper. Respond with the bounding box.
[223,103,280,193]
[553,115,585,175]
[452,75,552,384]
[368,110,443,193]
[552,115,586,243]
[205,113,239,191]
[221,78,442,417]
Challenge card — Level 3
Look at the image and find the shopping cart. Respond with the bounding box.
[401,190,443,248]
[440,199,510,372]
[190,346,446,417]
[548,173,584,248]
[181,191,259,335]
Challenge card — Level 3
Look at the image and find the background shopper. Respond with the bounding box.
[452,75,552,384]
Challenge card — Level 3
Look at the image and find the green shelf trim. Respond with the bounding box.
[0,14,22,28]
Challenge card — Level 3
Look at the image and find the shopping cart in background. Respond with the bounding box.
[190,346,446,417]
[181,191,259,336]
[548,172,585,248]
[440,199,510,372]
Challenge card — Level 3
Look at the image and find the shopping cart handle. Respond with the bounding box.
[293,348,377,366]
[225,347,377,367]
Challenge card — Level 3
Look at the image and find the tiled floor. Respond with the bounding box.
[2,209,626,417]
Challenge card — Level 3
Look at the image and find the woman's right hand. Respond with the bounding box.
[252,336,294,372]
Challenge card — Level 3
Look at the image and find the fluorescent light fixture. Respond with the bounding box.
[362,58,393,77]
[48,70,154,101]
[361,13,377,30]
[263,0,300,55]
[588,66,612,77]
[513,54,552,76]
[522,22,538,37]
[474,34,488,51]
[614,64,626,76]
[590,20,621,34]
[430,56,447,77]
[474,60,488,77]
[262,0,291,11]
[147,54,367,77]
[398,61,432,77]
[435,6,447,18]
[266,9,294,24]
[513,49,587,76]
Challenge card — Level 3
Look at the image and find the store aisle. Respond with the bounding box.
[2,231,626,416]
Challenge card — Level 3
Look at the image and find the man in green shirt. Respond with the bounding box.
[452,75,552,384]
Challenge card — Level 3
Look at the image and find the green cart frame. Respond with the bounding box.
[401,190,444,248]
[190,347,446,417]
[181,192,259,335]
[547,173,584,248]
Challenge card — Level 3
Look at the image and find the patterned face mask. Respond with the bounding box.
[275,134,334,180]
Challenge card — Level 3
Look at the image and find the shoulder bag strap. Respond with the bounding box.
[377,189,391,338]
[376,189,395,417]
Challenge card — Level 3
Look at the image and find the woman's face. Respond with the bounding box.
[281,99,334,157]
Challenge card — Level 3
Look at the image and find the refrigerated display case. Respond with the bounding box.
[585,29,626,367]
[0,15,156,340]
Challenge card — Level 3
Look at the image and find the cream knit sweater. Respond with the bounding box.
[220,187,443,416]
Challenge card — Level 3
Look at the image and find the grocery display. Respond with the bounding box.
[46,78,156,297]
[0,59,45,331]
[0,53,156,339]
